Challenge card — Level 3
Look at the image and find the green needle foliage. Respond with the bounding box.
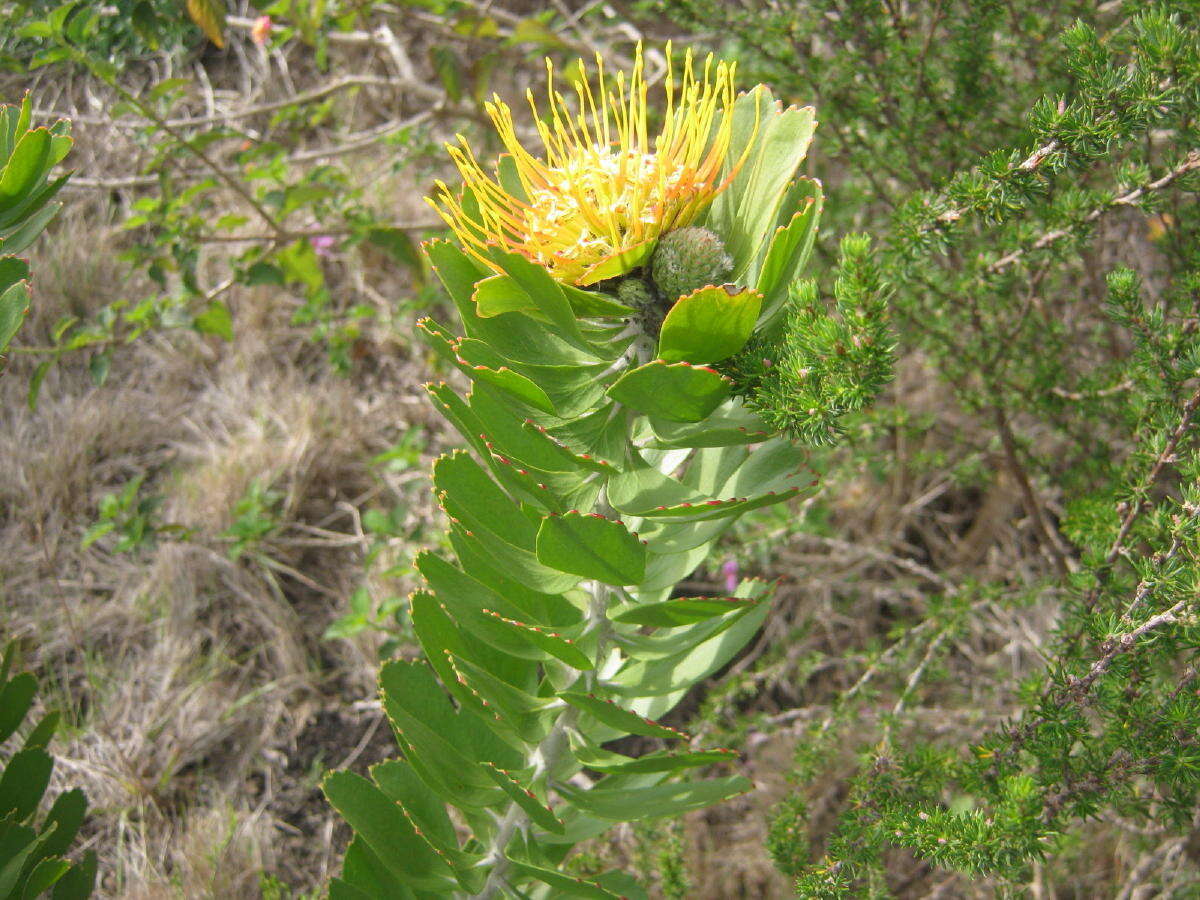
[322,69,891,897]
[661,0,1200,894]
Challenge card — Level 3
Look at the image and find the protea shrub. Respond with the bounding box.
[324,44,890,899]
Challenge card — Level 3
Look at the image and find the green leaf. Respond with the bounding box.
[507,861,622,899]
[609,593,772,697]
[368,761,458,853]
[561,283,636,318]
[23,857,70,897]
[484,248,595,354]
[322,771,456,891]
[0,280,30,354]
[615,608,755,661]
[0,748,52,820]
[244,261,285,286]
[322,613,368,640]
[408,590,537,751]
[0,256,29,295]
[571,742,739,775]
[446,653,558,743]
[431,45,463,102]
[0,128,51,215]
[638,489,800,524]
[0,825,41,900]
[638,541,714,593]
[420,551,589,667]
[0,171,68,235]
[558,692,688,740]
[27,359,52,410]
[469,384,614,475]
[379,659,516,802]
[453,522,581,594]
[508,17,569,49]
[708,89,816,282]
[657,285,762,364]
[425,240,489,311]
[578,235,656,284]
[2,200,62,256]
[369,760,484,890]
[613,597,759,627]
[445,532,583,628]
[554,775,752,821]
[50,849,95,900]
[756,179,823,327]
[432,451,536,548]
[430,244,599,367]
[417,551,527,623]
[418,321,558,414]
[336,838,409,899]
[39,788,87,862]
[606,464,701,516]
[0,672,36,743]
[366,227,422,277]
[193,300,233,340]
[536,511,646,585]
[22,711,60,751]
[607,360,731,423]
[472,274,536,318]
[423,380,492,461]
[480,610,593,670]
[87,349,111,387]
[481,763,564,833]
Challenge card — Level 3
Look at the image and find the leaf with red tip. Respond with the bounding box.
[536,511,646,585]
[607,360,731,423]
[481,609,593,670]
[657,284,761,364]
[558,691,688,740]
[571,741,739,775]
[507,861,623,899]
[555,775,753,821]
[481,763,564,834]
[613,596,760,627]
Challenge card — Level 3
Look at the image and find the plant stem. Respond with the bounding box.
[471,490,615,899]
[75,47,289,240]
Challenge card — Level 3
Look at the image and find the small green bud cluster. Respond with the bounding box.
[615,227,735,340]
[649,226,733,302]
[616,275,657,310]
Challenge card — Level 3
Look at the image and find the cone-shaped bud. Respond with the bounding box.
[650,226,733,303]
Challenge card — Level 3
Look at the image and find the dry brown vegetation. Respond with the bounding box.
[1,5,1190,899]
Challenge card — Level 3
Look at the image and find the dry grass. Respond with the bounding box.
[0,193,438,895]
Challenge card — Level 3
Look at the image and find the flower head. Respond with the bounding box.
[429,45,744,286]
[251,15,272,46]
[310,234,337,257]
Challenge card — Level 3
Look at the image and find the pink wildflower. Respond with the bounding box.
[722,558,739,593]
[251,16,272,46]
[310,235,337,257]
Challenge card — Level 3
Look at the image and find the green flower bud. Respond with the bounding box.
[650,226,733,303]
[617,276,657,309]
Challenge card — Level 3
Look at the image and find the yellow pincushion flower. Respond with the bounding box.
[429,45,743,287]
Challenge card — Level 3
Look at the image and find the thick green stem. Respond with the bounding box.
[471,491,616,899]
